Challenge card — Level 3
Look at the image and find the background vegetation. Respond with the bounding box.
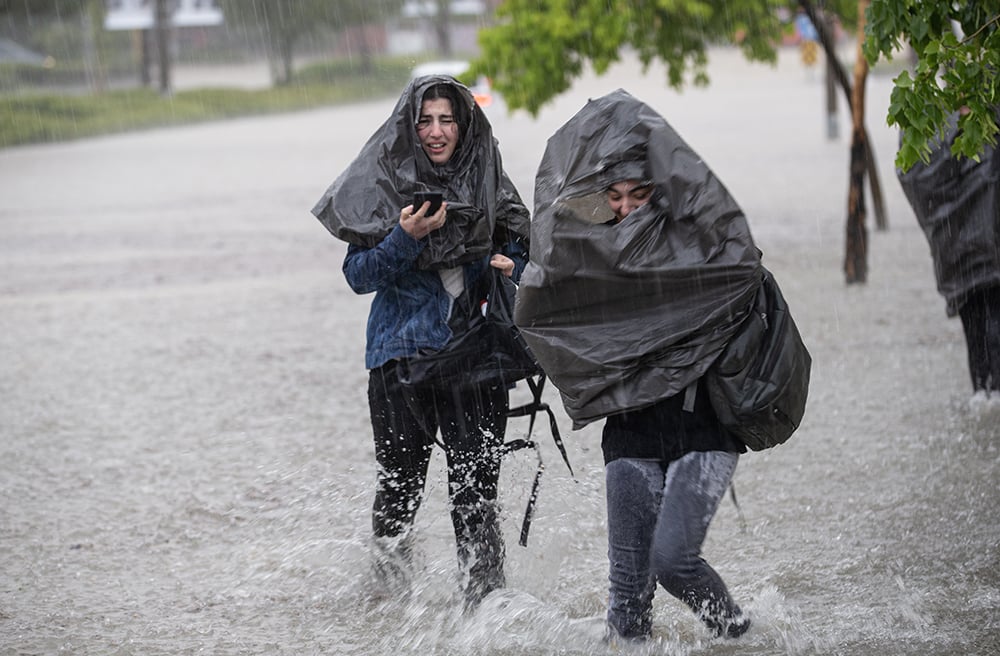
[0,57,413,148]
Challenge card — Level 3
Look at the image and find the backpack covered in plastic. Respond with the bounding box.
[704,268,812,450]
[397,267,542,389]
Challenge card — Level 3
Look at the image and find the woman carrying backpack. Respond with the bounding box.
[312,76,531,609]
[514,90,762,642]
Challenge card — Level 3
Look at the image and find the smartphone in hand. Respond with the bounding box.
[412,191,443,215]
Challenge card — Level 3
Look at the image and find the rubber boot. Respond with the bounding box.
[452,501,505,610]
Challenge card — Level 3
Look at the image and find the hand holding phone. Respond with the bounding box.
[401,191,446,239]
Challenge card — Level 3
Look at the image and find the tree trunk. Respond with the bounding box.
[358,27,374,76]
[267,40,282,86]
[81,7,98,92]
[154,0,171,96]
[799,0,887,237]
[266,32,294,86]
[823,12,839,139]
[140,29,152,87]
[282,35,294,85]
[435,0,452,56]
[844,1,870,284]
[845,129,869,283]
[865,135,887,231]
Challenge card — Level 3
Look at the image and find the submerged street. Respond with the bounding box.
[1,48,998,655]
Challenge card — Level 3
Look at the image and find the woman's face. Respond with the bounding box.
[416,98,459,164]
[606,179,653,222]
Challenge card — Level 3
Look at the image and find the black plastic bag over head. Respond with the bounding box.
[514,90,763,428]
[311,75,530,270]
[896,109,1000,317]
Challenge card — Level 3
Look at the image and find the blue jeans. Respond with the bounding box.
[605,451,744,639]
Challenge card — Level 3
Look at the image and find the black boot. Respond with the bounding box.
[371,533,414,599]
[705,613,751,639]
[452,501,505,610]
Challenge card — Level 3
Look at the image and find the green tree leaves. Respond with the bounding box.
[470,0,786,116]
[865,1,999,171]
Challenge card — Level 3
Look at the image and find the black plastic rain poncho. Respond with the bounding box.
[514,90,763,428]
[311,75,530,269]
[896,109,1000,317]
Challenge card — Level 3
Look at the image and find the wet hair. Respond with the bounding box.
[599,159,649,190]
[605,179,653,193]
[421,82,470,136]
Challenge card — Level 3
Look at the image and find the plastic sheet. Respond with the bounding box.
[514,90,763,428]
[311,75,530,270]
[896,109,1000,317]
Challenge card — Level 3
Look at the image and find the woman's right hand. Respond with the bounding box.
[400,201,447,239]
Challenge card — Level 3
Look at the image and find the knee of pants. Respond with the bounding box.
[451,499,501,532]
[448,459,501,506]
[650,545,703,594]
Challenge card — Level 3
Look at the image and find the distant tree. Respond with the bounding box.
[473,0,786,116]
[220,0,330,85]
[0,0,90,47]
[220,0,404,85]
[0,0,112,93]
[433,0,452,56]
[0,0,83,22]
[335,0,406,74]
[864,1,1000,172]
[153,0,170,95]
[471,0,884,283]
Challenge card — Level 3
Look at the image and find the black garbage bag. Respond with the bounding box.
[896,109,1000,317]
[514,90,762,428]
[704,268,812,450]
[397,267,542,389]
[310,75,530,270]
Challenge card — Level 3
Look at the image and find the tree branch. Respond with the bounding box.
[799,0,887,230]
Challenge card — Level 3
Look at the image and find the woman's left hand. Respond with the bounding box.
[490,254,515,278]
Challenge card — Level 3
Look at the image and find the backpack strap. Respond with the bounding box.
[502,374,574,546]
[507,375,573,475]
[728,481,747,533]
[682,379,698,413]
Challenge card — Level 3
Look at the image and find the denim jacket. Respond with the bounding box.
[344,224,528,370]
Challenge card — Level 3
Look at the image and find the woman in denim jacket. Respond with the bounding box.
[312,76,530,608]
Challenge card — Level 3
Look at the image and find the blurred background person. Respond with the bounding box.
[897,106,1000,400]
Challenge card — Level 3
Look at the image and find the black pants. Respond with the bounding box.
[368,360,508,603]
[959,285,1000,393]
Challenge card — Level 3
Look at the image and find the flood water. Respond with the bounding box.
[2,48,998,655]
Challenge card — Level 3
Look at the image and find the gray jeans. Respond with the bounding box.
[605,451,743,639]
